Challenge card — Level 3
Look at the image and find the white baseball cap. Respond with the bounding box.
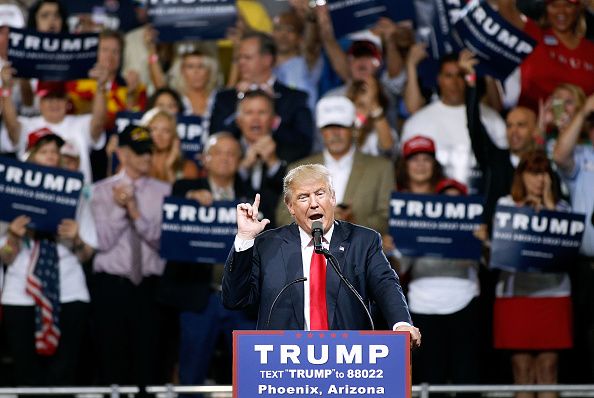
[315,96,356,129]
[0,5,24,29]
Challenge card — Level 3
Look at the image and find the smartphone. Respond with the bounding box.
[551,99,565,123]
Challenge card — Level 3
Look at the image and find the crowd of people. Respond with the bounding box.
[0,0,593,395]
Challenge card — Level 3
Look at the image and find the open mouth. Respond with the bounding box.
[309,214,323,221]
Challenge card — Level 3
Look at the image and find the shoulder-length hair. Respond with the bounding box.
[511,149,560,204]
[27,0,69,33]
[395,154,445,192]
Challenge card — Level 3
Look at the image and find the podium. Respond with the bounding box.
[233,330,411,398]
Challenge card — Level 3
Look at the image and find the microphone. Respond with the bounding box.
[312,220,324,253]
[266,277,307,329]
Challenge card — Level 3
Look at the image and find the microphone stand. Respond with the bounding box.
[319,248,375,331]
[266,277,307,329]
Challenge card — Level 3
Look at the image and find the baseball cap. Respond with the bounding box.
[37,81,67,99]
[118,124,153,154]
[27,127,65,151]
[435,178,468,196]
[545,0,579,4]
[315,96,356,129]
[60,140,80,158]
[0,5,24,28]
[402,135,436,159]
[348,40,382,64]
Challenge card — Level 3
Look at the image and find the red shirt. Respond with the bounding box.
[519,19,594,111]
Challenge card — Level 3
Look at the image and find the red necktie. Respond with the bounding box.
[310,250,329,330]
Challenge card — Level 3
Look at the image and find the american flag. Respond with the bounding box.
[25,240,61,356]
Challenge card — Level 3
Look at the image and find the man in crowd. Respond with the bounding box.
[236,90,287,227]
[160,132,256,396]
[276,96,393,235]
[209,31,314,163]
[402,53,507,191]
[91,125,170,387]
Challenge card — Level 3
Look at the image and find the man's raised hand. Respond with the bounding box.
[236,194,270,240]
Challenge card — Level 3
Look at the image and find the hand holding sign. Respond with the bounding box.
[237,194,270,240]
[57,219,79,242]
[458,49,478,78]
[9,215,31,239]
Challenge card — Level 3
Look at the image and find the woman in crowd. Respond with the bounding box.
[493,150,572,398]
[389,135,481,387]
[147,87,185,116]
[27,0,68,33]
[499,0,594,111]
[0,129,96,386]
[140,107,199,183]
[540,83,588,152]
[346,76,398,159]
[174,50,219,119]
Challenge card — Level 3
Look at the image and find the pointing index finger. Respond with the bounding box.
[252,193,261,220]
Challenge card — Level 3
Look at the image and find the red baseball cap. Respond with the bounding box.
[27,127,65,151]
[348,40,382,64]
[402,135,436,159]
[435,178,468,196]
[36,81,67,99]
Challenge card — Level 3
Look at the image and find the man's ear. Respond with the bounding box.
[286,200,295,216]
[115,147,127,166]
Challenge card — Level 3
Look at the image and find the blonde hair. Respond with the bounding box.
[283,164,335,204]
[552,83,587,109]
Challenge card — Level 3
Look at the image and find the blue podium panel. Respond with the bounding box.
[233,330,410,398]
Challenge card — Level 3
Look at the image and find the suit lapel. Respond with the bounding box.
[326,221,350,329]
[343,152,364,202]
[281,224,305,329]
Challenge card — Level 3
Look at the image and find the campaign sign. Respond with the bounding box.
[328,0,415,38]
[451,0,536,80]
[233,330,410,398]
[0,157,83,233]
[417,0,465,60]
[115,111,206,164]
[8,29,99,81]
[147,0,237,42]
[490,205,585,273]
[389,192,484,259]
[160,197,238,264]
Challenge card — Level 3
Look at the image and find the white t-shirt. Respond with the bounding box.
[402,100,507,187]
[0,188,97,305]
[0,115,106,183]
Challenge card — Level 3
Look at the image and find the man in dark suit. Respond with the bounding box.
[209,31,314,163]
[159,132,255,394]
[236,90,287,227]
[222,164,421,345]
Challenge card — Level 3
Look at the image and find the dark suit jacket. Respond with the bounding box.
[222,221,411,330]
[157,176,254,312]
[209,81,314,163]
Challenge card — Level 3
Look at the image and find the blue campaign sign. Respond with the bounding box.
[8,29,99,81]
[233,330,411,398]
[160,196,238,264]
[490,205,585,273]
[389,192,484,260]
[417,0,465,60]
[114,111,206,165]
[0,157,83,233]
[176,115,207,165]
[147,0,237,42]
[328,0,415,38]
[451,0,536,80]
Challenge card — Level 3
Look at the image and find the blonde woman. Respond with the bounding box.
[140,107,199,183]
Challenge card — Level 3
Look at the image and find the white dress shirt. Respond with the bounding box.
[323,146,355,204]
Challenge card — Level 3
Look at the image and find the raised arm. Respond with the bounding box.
[403,43,428,114]
[88,64,109,144]
[0,64,22,146]
[316,5,350,82]
[553,94,594,172]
